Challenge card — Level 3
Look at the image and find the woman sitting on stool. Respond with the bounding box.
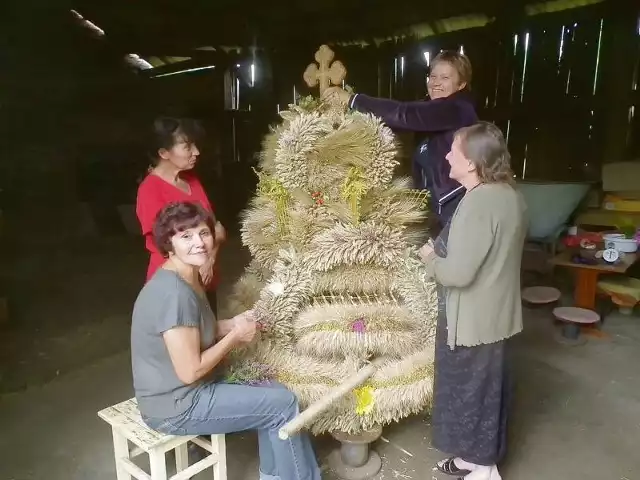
[131,201,321,480]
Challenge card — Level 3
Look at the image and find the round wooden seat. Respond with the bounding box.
[552,307,600,343]
[611,296,635,315]
[522,286,561,305]
[553,307,600,324]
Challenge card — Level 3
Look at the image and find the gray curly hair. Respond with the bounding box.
[455,122,514,184]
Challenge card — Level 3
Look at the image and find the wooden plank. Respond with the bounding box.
[550,250,637,273]
[149,450,168,480]
[112,429,132,480]
[121,457,151,480]
[98,398,194,451]
[175,444,188,474]
[211,434,228,480]
[171,456,216,480]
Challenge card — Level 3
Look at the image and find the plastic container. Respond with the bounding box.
[603,234,639,253]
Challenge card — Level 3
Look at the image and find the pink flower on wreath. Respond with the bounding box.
[351,318,366,333]
[311,191,324,206]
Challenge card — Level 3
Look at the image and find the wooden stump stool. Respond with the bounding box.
[611,295,635,315]
[98,398,226,480]
[552,307,600,345]
[522,286,561,307]
[328,426,383,480]
[597,276,640,316]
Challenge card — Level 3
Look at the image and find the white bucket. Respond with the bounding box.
[603,234,639,253]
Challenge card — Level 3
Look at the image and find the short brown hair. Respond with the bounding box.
[153,202,216,256]
[432,51,472,89]
[455,122,514,184]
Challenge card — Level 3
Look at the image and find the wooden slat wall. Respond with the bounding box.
[252,3,640,182]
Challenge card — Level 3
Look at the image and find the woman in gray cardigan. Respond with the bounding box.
[418,122,527,480]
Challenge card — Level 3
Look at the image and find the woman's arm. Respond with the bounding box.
[424,195,495,287]
[163,311,256,385]
[350,94,470,132]
[215,318,236,339]
[154,288,256,384]
[163,326,241,384]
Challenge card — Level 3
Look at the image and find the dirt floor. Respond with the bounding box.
[1,233,640,479]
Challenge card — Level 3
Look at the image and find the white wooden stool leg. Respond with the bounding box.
[149,450,168,480]
[211,435,227,480]
[175,443,189,473]
[111,428,131,480]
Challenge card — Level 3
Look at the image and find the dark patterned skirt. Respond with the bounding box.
[431,286,510,466]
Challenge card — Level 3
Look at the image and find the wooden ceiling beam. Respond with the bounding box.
[58,0,609,55]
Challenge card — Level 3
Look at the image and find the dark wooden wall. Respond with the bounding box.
[1,2,638,240]
[252,2,639,182]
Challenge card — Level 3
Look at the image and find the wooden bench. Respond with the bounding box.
[98,398,227,480]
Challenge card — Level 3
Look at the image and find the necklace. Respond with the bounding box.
[463,181,482,197]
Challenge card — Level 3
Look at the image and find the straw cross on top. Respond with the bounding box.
[303,44,347,96]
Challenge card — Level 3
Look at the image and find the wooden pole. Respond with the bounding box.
[278,359,384,440]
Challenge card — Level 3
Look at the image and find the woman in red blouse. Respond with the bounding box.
[136,117,226,308]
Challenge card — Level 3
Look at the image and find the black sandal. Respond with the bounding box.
[435,457,472,477]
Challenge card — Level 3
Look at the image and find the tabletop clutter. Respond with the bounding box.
[562,226,639,267]
[552,223,640,319]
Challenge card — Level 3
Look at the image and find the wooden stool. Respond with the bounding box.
[611,295,635,315]
[522,286,561,306]
[98,398,227,480]
[597,276,640,316]
[552,307,600,344]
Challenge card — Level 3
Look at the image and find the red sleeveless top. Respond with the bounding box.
[135,172,219,289]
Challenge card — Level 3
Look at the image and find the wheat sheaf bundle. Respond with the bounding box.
[227,97,438,434]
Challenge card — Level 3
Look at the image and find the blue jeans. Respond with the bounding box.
[144,382,321,480]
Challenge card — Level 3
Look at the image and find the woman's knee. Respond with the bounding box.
[266,388,298,420]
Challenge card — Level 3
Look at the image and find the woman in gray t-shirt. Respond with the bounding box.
[131,201,321,480]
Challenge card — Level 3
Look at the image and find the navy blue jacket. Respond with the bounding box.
[349,91,478,226]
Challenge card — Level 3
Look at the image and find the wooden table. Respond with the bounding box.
[551,250,638,310]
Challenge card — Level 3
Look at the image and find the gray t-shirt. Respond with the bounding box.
[131,269,215,419]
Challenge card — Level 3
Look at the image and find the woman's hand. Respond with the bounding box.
[199,254,216,287]
[214,221,227,244]
[418,242,435,263]
[230,310,257,344]
[200,222,224,287]
[322,86,351,105]
[216,310,259,339]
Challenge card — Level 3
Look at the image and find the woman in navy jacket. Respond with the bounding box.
[323,51,478,234]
